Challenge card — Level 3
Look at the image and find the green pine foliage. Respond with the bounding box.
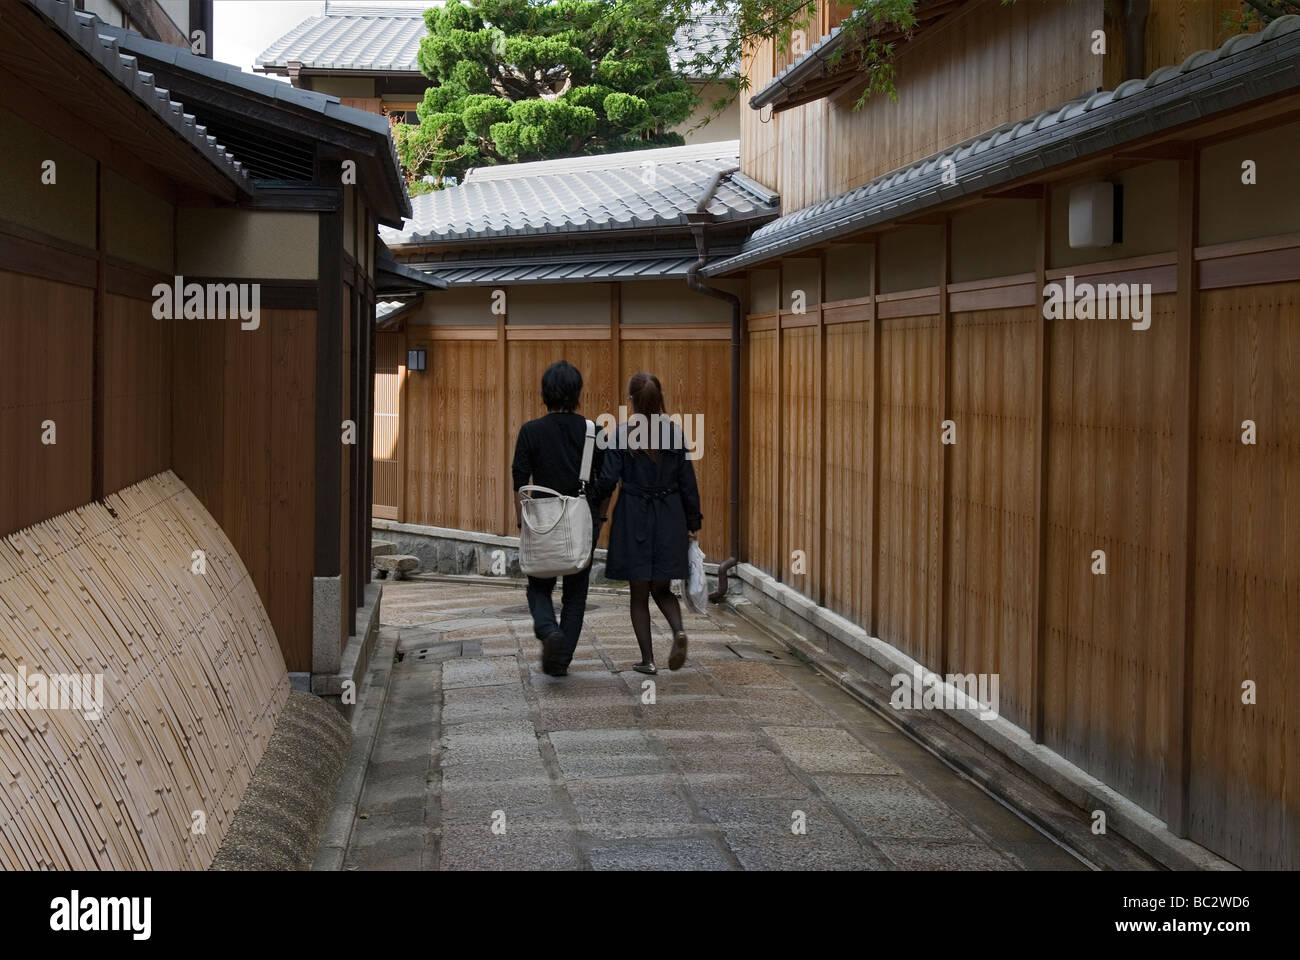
[399,0,699,186]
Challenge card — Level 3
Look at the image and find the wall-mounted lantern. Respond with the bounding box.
[407,348,427,372]
[1068,181,1123,249]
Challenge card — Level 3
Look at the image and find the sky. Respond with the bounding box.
[212,1,435,76]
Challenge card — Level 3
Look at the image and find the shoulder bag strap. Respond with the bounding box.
[578,419,596,490]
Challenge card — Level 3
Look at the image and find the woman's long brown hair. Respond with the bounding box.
[627,371,665,461]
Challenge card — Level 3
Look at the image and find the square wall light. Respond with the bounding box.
[407,348,427,372]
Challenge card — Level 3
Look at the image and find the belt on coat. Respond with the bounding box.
[619,484,678,544]
[621,483,679,501]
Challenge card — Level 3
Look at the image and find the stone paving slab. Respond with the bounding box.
[585,838,735,871]
[336,578,1085,871]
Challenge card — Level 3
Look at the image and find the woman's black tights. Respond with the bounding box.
[629,579,683,665]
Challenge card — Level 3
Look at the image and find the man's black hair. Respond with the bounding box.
[541,360,583,412]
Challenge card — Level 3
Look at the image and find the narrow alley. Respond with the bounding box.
[320,577,1088,871]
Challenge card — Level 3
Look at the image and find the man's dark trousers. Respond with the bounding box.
[526,558,591,668]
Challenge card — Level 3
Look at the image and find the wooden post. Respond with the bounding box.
[498,288,509,536]
[867,242,881,636]
[937,217,952,674]
[775,266,785,583]
[92,162,105,502]
[610,282,621,412]
[816,253,827,608]
[399,325,409,523]
[1030,190,1051,744]
[313,154,343,582]
[1167,148,1200,837]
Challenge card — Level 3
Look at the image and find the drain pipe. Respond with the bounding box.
[685,166,741,603]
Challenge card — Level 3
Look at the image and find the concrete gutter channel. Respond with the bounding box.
[311,626,401,871]
[725,562,1235,872]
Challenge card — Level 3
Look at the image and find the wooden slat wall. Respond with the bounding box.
[621,338,732,561]
[0,269,93,535]
[945,307,1036,731]
[745,326,779,573]
[398,330,734,558]
[822,311,872,623]
[404,339,502,535]
[1189,282,1300,870]
[172,310,317,672]
[102,294,172,494]
[780,325,819,596]
[750,0,1104,212]
[877,313,943,667]
[1042,294,1178,818]
[0,471,289,869]
[373,331,403,518]
[741,235,1300,870]
[1145,0,1248,71]
[750,0,1251,220]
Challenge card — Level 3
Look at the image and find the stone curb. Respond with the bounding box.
[311,628,400,871]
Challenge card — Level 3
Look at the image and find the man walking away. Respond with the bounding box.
[511,361,606,676]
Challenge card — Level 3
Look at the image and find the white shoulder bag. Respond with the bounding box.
[518,419,596,578]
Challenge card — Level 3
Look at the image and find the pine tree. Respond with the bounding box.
[397,0,698,187]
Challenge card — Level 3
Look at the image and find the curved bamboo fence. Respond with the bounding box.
[0,471,289,869]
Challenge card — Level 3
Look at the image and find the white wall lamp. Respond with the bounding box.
[1068,181,1124,249]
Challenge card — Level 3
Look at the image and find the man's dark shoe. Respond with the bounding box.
[541,629,565,675]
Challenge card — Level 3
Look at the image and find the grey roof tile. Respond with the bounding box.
[382,140,778,246]
[256,5,735,77]
[257,7,427,73]
[421,253,706,287]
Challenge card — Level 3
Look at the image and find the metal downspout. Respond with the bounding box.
[684,167,742,602]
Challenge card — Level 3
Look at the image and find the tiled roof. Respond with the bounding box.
[670,13,734,78]
[376,299,416,322]
[91,19,412,220]
[707,15,1300,276]
[748,18,849,109]
[21,0,252,193]
[257,6,426,73]
[381,140,779,246]
[256,5,736,77]
[405,238,754,283]
[426,255,705,286]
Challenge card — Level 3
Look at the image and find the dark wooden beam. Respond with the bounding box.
[92,162,105,502]
[937,216,951,674]
[1166,146,1200,837]
[1029,192,1051,743]
[983,184,1047,201]
[314,153,344,578]
[120,0,187,45]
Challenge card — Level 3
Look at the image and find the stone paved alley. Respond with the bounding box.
[318,577,1087,871]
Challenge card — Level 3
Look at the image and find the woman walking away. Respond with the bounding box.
[591,372,702,674]
[512,361,607,676]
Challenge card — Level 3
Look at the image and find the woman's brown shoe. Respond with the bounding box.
[668,631,688,670]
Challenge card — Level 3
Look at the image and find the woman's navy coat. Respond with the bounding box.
[591,421,702,581]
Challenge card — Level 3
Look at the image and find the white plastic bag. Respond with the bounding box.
[685,539,707,615]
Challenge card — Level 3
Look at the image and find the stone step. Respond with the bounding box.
[373,554,420,580]
[371,539,396,558]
